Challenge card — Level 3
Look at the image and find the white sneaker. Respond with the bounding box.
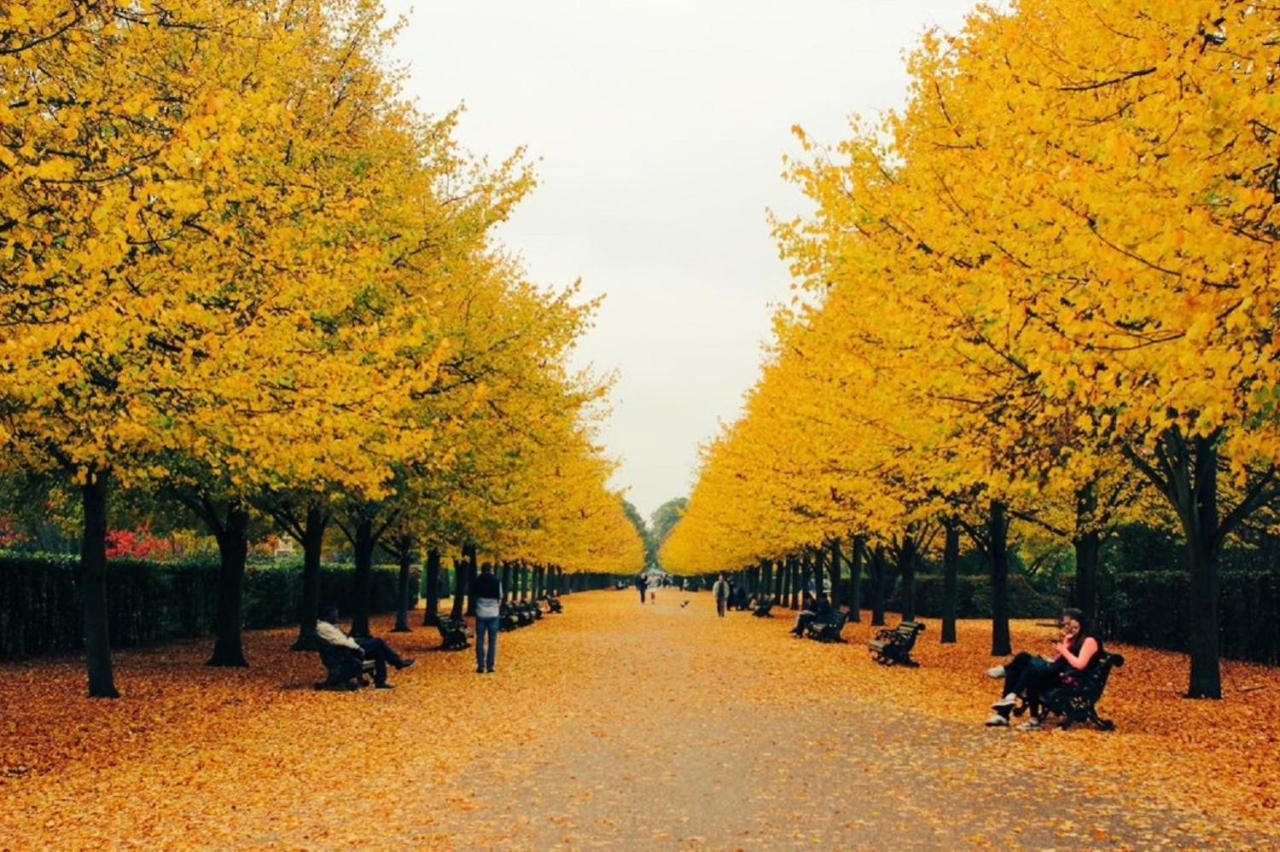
[986,665,1005,679]
[984,714,1009,727]
[1016,718,1043,732]
[991,693,1017,709]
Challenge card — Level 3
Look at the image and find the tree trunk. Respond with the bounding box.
[449,552,466,620]
[1180,433,1222,698]
[292,505,327,647]
[827,539,842,609]
[847,536,864,622]
[988,500,1011,657]
[463,544,478,616]
[772,558,782,601]
[208,502,250,667]
[501,562,513,603]
[870,544,887,627]
[393,535,413,632]
[423,548,441,626]
[1073,530,1100,628]
[941,520,960,644]
[81,472,118,698]
[349,516,375,638]
[897,534,917,622]
[788,556,800,609]
[1073,483,1100,626]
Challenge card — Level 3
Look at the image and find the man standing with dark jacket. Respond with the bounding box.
[473,563,502,674]
[712,573,729,617]
[634,572,647,604]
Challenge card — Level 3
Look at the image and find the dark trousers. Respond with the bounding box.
[638,587,646,604]
[355,637,403,685]
[792,611,817,634]
[997,652,1059,717]
[475,616,499,671]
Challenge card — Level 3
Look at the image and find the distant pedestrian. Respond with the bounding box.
[712,573,729,617]
[647,573,660,604]
[473,563,501,674]
[634,573,647,604]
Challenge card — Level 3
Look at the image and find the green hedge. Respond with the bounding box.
[1098,570,1280,665]
[0,553,416,659]
[888,573,1061,619]
[834,573,1060,619]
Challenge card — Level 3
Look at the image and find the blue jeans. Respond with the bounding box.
[475,616,499,671]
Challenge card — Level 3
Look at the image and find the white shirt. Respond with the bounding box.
[476,583,502,619]
[315,619,359,650]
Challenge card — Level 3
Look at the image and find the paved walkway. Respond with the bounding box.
[0,591,1265,849]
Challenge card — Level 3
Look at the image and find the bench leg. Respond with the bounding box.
[1087,708,1115,731]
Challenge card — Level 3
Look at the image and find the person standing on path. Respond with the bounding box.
[634,572,647,604]
[473,563,501,674]
[647,572,659,604]
[712,573,729,617]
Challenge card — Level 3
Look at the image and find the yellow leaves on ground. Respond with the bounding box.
[0,593,1274,846]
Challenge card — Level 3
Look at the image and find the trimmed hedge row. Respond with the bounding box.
[1097,570,1280,665]
[888,573,1060,620]
[0,554,415,659]
[830,573,1060,620]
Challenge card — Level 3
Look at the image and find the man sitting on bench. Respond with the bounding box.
[316,605,415,690]
[790,593,832,637]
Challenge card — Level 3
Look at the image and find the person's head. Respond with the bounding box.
[718,573,726,581]
[321,605,340,624]
[817,593,829,604]
[1060,607,1089,637]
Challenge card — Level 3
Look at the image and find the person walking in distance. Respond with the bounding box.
[647,572,660,604]
[712,573,729,618]
[634,572,647,604]
[473,563,501,674]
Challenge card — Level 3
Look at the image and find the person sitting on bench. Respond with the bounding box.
[316,605,415,690]
[790,593,832,637]
[985,607,1101,729]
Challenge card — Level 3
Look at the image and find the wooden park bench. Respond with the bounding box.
[1023,652,1126,731]
[297,631,376,690]
[436,617,470,650]
[868,620,926,666]
[804,610,848,642]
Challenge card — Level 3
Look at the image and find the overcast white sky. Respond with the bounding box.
[382,0,982,520]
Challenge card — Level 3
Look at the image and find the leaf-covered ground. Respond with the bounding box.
[1,591,1277,848]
